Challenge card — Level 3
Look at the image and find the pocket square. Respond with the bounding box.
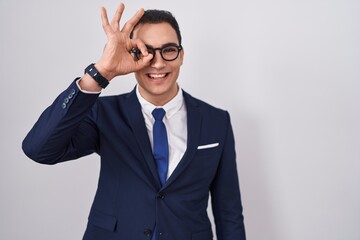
[197,143,219,150]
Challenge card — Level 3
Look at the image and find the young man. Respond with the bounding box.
[22,3,246,240]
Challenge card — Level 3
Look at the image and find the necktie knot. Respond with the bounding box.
[152,108,166,121]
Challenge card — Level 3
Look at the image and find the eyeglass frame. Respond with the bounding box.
[131,43,183,62]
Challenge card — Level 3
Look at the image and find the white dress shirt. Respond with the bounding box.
[136,86,187,180]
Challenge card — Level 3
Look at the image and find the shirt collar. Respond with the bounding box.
[136,85,184,120]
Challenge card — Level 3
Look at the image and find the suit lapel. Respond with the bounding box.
[121,89,162,189]
[164,91,202,188]
[120,89,202,190]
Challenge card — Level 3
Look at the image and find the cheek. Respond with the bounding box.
[134,71,146,81]
[173,65,182,76]
[170,61,182,72]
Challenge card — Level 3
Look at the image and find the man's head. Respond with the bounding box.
[131,9,184,106]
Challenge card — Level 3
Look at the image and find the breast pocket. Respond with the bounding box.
[191,144,222,181]
[196,143,221,158]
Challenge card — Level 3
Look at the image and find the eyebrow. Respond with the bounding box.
[145,42,179,49]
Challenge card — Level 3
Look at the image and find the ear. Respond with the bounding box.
[179,46,184,65]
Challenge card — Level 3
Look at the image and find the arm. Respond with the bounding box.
[210,112,246,240]
[22,3,153,163]
[22,80,100,164]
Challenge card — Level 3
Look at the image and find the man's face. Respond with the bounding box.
[132,22,184,106]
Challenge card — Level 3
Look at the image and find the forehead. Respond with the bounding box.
[132,22,179,46]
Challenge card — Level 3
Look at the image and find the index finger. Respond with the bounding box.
[110,3,125,29]
[121,8,144,35]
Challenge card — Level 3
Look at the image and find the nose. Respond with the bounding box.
[150,50,166,69]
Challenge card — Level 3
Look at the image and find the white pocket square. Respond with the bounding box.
[197,143,219,150]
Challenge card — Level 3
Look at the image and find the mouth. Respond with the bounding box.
[147,73,169,80]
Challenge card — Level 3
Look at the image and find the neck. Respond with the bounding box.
[138,85,179,107]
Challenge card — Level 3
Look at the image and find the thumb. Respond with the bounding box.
[134,53,153,70]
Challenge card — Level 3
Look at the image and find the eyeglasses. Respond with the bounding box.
[131,43,183,62]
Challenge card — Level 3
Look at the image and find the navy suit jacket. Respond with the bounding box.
[22,80,246,240]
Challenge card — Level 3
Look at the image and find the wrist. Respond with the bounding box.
[94,63,116,81]
[79,74,103,92]
[84,63,110,89]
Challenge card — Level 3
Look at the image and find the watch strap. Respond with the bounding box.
[84,63,109,89]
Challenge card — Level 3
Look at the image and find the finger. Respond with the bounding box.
[134,54,153,71]
[131,39,148,56]
[121,8,144,35]
[110,3,125,29]
[101,7,112,34]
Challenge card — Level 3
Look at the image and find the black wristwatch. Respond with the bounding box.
[84,63,109,89]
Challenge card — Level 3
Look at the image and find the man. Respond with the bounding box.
[22,3,246,240]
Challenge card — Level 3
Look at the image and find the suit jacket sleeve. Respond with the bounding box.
[210,111,246,240]
[22,79,101,164]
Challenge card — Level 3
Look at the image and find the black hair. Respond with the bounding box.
[130,9,182,44]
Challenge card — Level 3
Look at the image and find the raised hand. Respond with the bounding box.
[95,3,153,80]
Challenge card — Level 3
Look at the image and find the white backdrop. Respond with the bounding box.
[1,0,359,239]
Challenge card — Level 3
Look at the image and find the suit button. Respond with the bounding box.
[157,193,165,199]
[144,228,152,237]
[64,97,69,103]
[68,89,76,98]
[61,103,67,109]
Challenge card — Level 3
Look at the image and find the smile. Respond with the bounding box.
[147,73,169,79]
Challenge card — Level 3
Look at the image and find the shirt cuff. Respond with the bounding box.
[76,78,101,94]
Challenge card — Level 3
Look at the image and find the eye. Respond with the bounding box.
[131,48,139,54]
[131,48,141,59]
[162,47,177,54]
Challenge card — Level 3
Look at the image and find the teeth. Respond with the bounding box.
[149,73,166,79]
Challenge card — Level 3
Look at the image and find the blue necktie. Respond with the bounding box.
[151,108,168,240]
[152,108,169,186]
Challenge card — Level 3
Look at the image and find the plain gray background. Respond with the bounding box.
[1,0,359,239]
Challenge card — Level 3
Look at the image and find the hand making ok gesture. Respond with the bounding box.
[96,3,153,80]
[80,3,153,91]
